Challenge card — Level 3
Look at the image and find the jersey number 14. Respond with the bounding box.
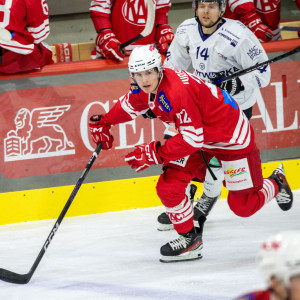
[196,47,209,61]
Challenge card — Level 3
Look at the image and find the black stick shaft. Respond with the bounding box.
[0,143,102,284]
[213,46,300,85]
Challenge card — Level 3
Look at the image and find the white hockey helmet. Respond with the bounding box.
[128,45,162,74]
[193,0,227,12]
[257,231,300,287]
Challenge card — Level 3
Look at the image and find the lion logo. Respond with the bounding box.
[4,105,75,161]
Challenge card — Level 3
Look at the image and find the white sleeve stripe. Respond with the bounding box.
[90,6,111,13]
[229,0,252,11]
[0,41,34,54]
[119,95,147,118]
[183,134,203,148]
[32,29,50,43]
[27,19,49,34]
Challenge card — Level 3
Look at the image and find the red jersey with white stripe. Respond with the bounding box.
[0,0,50,54]
[90,0,171,48]
[102,66,254,163]
[224,0,281,40]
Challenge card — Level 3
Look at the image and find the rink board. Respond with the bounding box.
[0,158,299,225]
[0,39,299,225]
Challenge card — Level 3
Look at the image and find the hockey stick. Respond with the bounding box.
[281,26,299,32]
[0,28,12,42]
[213,46,300,85]
[0,142,102,284]
[119,0,156,51]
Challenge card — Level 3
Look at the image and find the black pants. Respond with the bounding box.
[243,106,253,120]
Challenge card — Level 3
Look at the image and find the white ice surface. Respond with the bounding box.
[0,190,299,300]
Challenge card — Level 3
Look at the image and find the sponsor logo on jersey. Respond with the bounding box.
[185,46,190,54]
[218,53,227,61]
[230,39,238,47]
[196,67,240,80]
[158,91,172,113]
[218,32,238,47]
[130,84,141,94]
[224,167,246,177]
[247,45,263,60]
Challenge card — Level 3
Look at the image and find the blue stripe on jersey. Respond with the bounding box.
[222,89,238,110]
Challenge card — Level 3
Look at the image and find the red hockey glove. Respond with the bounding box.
[89,115,114,150]
[155,24,174,53]
[95,29,125,61]
[242,12,274,42]
[125,141,163,172]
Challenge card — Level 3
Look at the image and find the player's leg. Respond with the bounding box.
[157,183,197,231]
[156,167,204,263]
[220,144,293,218]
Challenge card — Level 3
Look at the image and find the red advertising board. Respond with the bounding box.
[0,60,299,179]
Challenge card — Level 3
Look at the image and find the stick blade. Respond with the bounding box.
[0,268,31,284]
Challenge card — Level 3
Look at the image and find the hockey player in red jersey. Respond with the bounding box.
[0,0,53,74]
[88,45,293,263]
[236,231,300,300]
[224,0,280,42]
[89,0,174,61]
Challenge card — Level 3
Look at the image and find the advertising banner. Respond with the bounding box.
[0,61,299,179]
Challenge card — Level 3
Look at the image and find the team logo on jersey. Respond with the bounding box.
[256,0,280,13]
[122,0,148,26]
[224,167,246,178]
[4,106,75,161]
[247,45,263,60]
[130,84,141,94]
[157,91,172,113]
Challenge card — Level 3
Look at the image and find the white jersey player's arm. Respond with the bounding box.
[164,22,192,70]
[234,26,271,91]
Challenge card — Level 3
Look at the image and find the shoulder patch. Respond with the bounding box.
[157,91,173,113]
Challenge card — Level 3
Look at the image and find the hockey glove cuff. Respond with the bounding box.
[96,29,124,61]
[89,114,114,150]
[125,141,163,172]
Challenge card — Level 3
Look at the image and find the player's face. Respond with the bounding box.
[132,69,160,94]
[197,2,222,28]
[290,275,300,300]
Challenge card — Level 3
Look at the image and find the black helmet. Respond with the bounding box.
[192,0,226,12]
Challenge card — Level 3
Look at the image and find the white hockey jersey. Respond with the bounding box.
[165,18,271,111]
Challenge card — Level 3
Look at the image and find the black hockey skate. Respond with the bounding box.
[269,163,293,211]
[157,184,197,231]
[160,227,203,263]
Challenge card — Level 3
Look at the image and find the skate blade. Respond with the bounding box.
[159,250,203,263]
[157,224,174,231]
